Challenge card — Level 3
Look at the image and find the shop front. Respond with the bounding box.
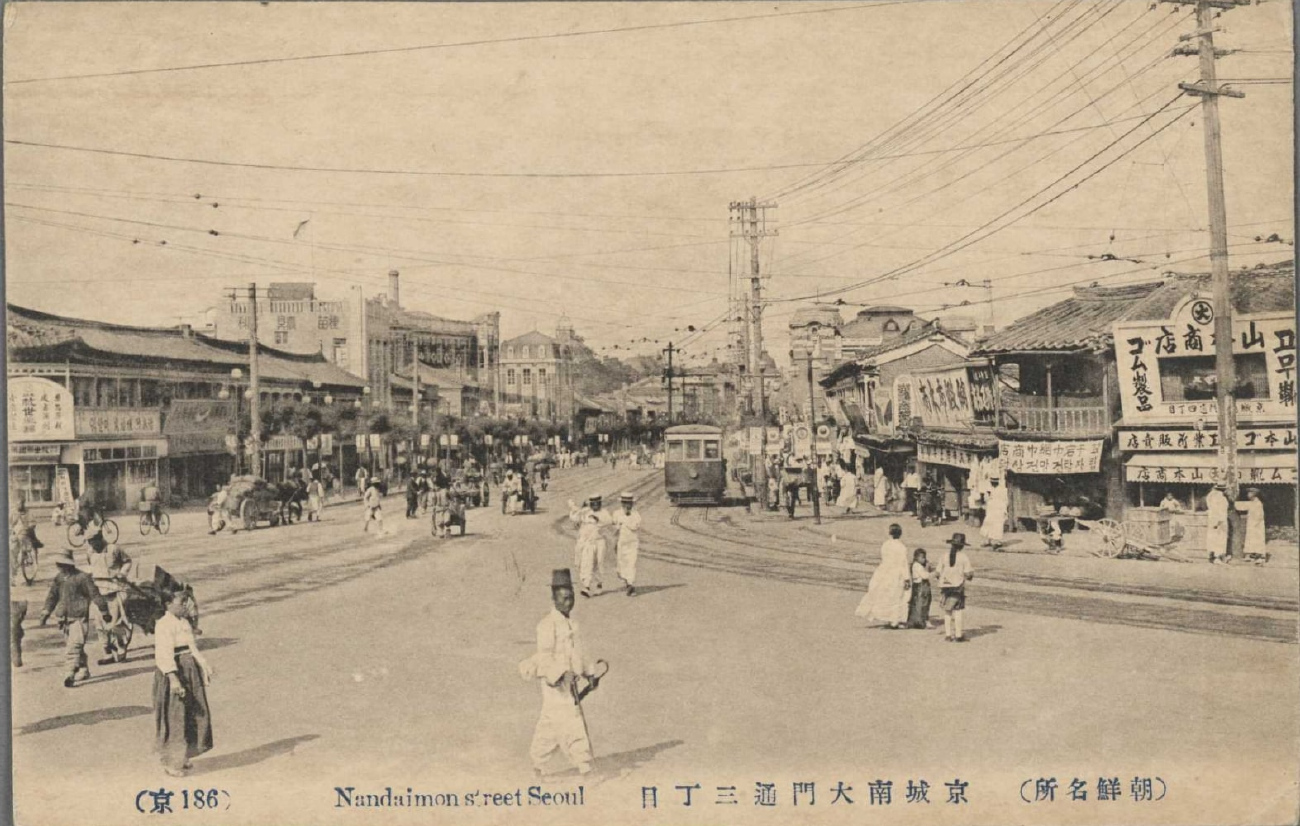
[855,433,914,512]
[164,399,237,502]
[998,437,1111,529]
[65,439,170,512]
[915,435,999,523]
[1123,439,1297,542]
[7,376,76,511]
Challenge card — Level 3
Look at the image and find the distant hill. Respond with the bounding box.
[569,336,647,397]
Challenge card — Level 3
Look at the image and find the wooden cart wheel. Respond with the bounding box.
[1096,518,1124,557]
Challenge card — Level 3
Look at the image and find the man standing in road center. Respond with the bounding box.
[520,569,606,778]
[611,493,643,596]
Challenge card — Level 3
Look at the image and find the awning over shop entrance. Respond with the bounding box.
[1124,452,1297,485]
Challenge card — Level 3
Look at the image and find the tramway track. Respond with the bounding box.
[635,487,1296,644]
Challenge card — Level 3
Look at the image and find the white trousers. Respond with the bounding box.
[616,538,638,586]
[575,538,605,590]
[530,684,592,771]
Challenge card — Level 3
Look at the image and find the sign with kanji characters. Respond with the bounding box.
[918,441,987,469]
[75,408,161,438]
[8,442,64,464]
[1113,296,1296,424]
[320,433,334,453]
[1125,458,1296,485]
[7,376,75,442]
[999,439,1104,475]
[1120,428,1297,452]
[897,363,996,429]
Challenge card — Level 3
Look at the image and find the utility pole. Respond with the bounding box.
[228,284,265,478]
[1170,0,1249,546]
[411,338,421,475]
[805,348,822,525]
[663,341,678,424]
[730,197,777,514]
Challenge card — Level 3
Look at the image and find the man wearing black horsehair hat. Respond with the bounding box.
[519,568,606,777]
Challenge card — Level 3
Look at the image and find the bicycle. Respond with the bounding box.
[11,534,38,585]
[138,507,171,536]
[67,515,120,548]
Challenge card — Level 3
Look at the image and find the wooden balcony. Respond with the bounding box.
[997,405,1111,437]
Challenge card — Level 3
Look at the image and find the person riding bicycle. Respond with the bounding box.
[140,479,163,529]
[75,496,103,531]
[10,499,43,587]
[88,541,134,664]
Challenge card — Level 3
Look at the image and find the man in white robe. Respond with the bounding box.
[1206,483,1229,562]
[524,569,601,776]
[569,495,613,597]
[980,477,1008,548]
[610,493,642,596]
[1234,486,1268,562]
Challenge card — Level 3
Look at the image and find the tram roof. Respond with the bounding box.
[664,424,724,436]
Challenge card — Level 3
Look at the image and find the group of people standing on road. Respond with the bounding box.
[568,493,642,598]
[856,524,975,642]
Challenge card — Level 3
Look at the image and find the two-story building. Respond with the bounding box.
[1110,264,1296,539]
[499,325,577,422]
[969,263,1297,532]
[819,321,970,505]
[8,303,367,511]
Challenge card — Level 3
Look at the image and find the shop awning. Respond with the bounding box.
[854,433,915,454]
[1124,451,1297,485]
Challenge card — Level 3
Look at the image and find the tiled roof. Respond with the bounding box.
[7,303,366,388]
[972,261,1295,356]
[851,321,963,362]
[503,330,557,347]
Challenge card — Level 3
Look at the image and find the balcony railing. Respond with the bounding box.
[997,405,1110,436]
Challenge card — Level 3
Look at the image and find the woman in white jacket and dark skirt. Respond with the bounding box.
[153,590,214,776]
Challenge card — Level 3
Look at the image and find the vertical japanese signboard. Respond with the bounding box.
[7,376,75,442]
[1114,295,1296,424]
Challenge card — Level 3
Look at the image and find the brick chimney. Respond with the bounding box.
[388,269,400,309]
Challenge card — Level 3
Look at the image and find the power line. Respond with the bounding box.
[770,96,1197,305]
[4,1,918,85]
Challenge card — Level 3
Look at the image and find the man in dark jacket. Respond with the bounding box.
[40,549,113,687]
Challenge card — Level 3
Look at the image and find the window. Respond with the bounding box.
[275,331,290,345]
[666,440,685,461]
[9,466,54,503]
[507,368,516,386]
[523,368,532,386]
[685,439,702,460]
[883,319,900,332]
[73,377,96,408]
[333,338,349,369]
[140,380,161,407]
[507,346,514,359]
[704,440,721,460]
[1159,354,1269,401]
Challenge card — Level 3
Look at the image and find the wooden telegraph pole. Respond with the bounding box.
[1170,0,1249,545]
[731,197,777,514]
[662,341,678,424]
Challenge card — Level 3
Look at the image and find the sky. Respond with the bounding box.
[3,1,1294,368]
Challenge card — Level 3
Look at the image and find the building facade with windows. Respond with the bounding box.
[499,328,576,421]
[209,272,499,415]
[8,303,367,512]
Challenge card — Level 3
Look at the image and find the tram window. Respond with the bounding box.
[685,440,702,459]
[667,440,684,461]
[703,440,720,459]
